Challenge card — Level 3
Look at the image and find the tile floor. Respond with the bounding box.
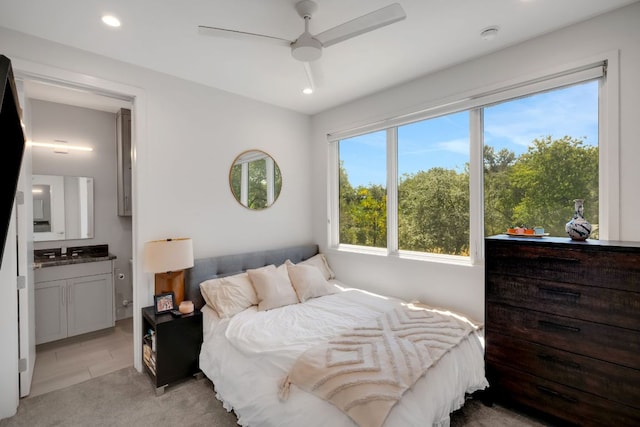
[28,317,133,398]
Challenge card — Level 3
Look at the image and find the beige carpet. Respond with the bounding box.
[0,367,546,427]
[0,367,237,427]
[450,398,547,427]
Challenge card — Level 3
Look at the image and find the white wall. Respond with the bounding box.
[310,2,640,323]
[30,99,134,320]
[0,27,312,418]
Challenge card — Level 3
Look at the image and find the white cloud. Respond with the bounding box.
[484,81,598,149]
[436,138,469,155]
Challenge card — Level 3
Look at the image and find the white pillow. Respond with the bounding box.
[247,264,299,311]
[298,253,335,280]
[287,263,335,302]
[199,272,258,317]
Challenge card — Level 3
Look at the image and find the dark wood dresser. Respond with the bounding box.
[485,236,640,426]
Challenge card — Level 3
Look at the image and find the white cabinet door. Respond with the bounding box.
[67,273,114,337]
[35,261,114,344]
[34,279,67,345]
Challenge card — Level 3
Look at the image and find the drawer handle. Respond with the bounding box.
[536,256,579,264]
[536,385,578,403]
[538,287,581,299]
[537,353,581,370]
[538,320,581,333]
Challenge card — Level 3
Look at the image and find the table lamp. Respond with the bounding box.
[143,237,194,305]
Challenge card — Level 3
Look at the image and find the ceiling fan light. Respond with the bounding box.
[291,35,322,62]
[292,45,321,61]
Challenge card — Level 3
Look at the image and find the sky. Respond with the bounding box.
[340,80,599,188]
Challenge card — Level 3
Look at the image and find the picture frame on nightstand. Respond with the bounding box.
[154,291,175,314]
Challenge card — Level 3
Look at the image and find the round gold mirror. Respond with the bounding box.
[229,150,282,210]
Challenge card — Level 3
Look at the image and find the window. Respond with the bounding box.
[330,61,608,262]
[397,112,470,255]
[339,131,386,248]
[483,81,599,238]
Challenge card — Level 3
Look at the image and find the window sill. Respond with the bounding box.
[328,245,474,267]
[395,250,473,267]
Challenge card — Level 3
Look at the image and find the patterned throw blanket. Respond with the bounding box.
[279,304,476,427]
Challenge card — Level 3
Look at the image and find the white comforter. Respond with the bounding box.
[199,284,487,427]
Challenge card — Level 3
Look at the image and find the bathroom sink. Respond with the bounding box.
[67,244,109,258]
[34,244,111,266]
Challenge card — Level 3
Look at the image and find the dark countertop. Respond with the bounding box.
[34,253,117,269]
[33,244,116,269]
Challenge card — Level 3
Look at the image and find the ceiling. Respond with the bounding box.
[1,0,637,115]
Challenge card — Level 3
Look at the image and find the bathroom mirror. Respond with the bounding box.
[32,174,94,241]
[229,150,282,210]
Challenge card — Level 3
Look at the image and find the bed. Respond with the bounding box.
[184,244,488,427]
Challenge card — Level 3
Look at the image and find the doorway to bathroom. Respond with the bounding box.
[17,73,138,398]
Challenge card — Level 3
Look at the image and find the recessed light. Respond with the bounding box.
[102,15,121,27]
[480,26,499,41]
[302,87,313,95]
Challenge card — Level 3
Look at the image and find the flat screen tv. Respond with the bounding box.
[0,55,26,265]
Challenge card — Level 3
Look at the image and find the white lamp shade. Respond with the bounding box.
[143,238,194,273]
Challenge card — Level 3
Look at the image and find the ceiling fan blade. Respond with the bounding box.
[197,25,292,47]
[314,3,406,48]
[303,61,324,90]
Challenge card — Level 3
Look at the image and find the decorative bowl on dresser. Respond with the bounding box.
[485,235,640,426]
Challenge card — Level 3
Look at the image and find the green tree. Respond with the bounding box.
[398,168,469,255]
[347,186,387,247]
[484,145,518,236]
[509,136,598,236]
[339,162,357,243]
[339,162,387,247]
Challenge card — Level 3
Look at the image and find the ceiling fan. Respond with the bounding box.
[197,1,406,90]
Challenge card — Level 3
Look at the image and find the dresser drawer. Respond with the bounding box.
[486,274,640,330]
[487,304,640,370]
[486,241,640,292]
[488,364,640,427]
[486,332,640,408]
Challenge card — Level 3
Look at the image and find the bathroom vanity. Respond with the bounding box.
[34,245,116,345]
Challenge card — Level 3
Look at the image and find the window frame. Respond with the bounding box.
[327,53,619,264]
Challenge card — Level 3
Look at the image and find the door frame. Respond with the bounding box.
[12,58,148,397]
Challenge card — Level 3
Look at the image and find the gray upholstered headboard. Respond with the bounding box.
[184,243,319,309]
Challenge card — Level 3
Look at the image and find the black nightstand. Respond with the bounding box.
[142,306,203,395]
